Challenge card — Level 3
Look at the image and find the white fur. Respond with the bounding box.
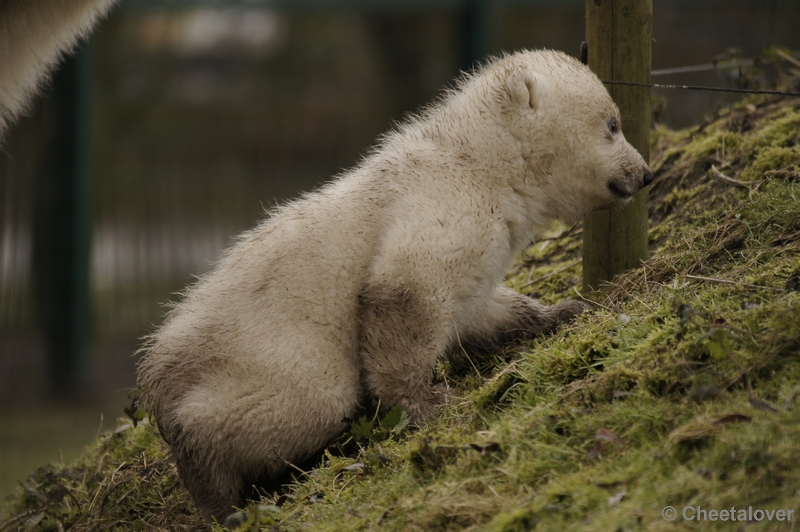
[0,0,117,137]
[137,49,650,520]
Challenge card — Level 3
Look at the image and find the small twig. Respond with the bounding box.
[650,51,800,76]
[723,348,752,396]
[95,413,104,439]
[709,165,761,190]
[98,480,126,515]
[522,263,536,285]
[652,61,737,76]
[87,461,126,514]
[764,166,800,179]
[115,487,136,505]
[52,477,82,512]
[0,506,47,532]
[572,287,614,312]
[86,476,108,514]
[511,225,583,275]
[454,330,481,379]
[684,274,783,292]
[271,449,311,478]
[776,49,800,69]
[521,260,581,288]
[698,322,749,335]
[783,386,800,410]
[109,462,128,483]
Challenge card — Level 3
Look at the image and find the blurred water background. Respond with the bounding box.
[1,0,799,501]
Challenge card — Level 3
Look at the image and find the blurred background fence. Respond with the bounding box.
[1,0,799,497]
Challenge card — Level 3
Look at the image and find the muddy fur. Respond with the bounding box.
[137,49,652,521]
[0,0,117,137]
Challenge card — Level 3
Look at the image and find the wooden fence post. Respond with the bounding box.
[582,0,653,292]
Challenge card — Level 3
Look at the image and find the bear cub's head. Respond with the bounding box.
[499,50,653,223]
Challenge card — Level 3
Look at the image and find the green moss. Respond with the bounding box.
[740,106,800,153]
[740,146,800,181]
[657,181,709,216]
[680,130,743,160]
[1,422,205,531]
[650,123,693,168]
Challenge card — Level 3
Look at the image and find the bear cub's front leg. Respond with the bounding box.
[494,290,589,344]
[359,285,589,424]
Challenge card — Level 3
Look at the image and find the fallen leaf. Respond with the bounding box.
[596,428,624,446]
[112,424,133,435]
[594,480,624,490]
[608,490,627,506]
[334,462,366,481]
[587,442,602,459]
[223,511,247,529]
[466,442,501,455]
[749,396,779,412]
[714,413,751,425]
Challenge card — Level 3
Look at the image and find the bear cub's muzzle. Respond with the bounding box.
[608,164,654,200]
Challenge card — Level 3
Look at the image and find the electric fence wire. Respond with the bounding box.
[580,42,800,97]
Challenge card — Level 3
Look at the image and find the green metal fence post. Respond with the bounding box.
[40,40,93,398]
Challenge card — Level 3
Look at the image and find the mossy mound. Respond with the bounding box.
[0,420,205,532]
[3,95,799,532]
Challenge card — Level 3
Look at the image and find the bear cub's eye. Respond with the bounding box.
[608,118,619,135]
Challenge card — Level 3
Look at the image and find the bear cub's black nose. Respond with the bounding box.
[643,167,654,187]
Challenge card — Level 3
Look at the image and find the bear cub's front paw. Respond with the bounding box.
[551,299,592,324]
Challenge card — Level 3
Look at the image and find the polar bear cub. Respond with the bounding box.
[137,49,652,521]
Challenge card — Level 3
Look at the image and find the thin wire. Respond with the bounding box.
[602,80,800,97]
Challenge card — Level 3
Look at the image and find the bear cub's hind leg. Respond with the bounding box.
[358,284,452,424]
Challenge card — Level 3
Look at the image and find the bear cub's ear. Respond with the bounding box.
[505,71,545,110]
